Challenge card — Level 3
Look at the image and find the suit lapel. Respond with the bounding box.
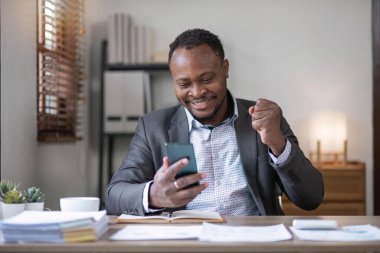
[168,106,190,144]
[234,99,265,214]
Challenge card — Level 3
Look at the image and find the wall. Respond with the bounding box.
[1,0,37,191]
[0,0,89,210]
[85,0,373,213]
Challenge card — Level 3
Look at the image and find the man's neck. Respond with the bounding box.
[225,92,235,120]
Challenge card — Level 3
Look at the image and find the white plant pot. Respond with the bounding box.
[1,202,25,219]
[25,202,44,211]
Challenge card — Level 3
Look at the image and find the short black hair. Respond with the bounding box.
[168,28,225,64]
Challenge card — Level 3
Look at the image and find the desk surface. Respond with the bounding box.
[1,216,380,253]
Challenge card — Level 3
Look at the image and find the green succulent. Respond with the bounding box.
[24,187,45,203]
[2,190,25,204]
[0,180,19,200]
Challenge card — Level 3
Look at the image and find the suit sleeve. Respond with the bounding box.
[270,116,324,211]
[105,117,156,216]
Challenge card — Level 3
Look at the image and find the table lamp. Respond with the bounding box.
[309,111,347,166]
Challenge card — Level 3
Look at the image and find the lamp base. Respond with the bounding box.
[309,140,347,168]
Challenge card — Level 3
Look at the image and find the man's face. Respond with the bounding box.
[169,44,229,126]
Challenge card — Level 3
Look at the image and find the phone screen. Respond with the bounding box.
[165,143,198,180]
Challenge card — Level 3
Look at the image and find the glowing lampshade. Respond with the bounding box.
[309,111,347,164]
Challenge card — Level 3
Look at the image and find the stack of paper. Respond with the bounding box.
[0,210,108,243]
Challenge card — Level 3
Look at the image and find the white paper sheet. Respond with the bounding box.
[110,225,203,240]
[199,223,292,242]
[290,224,380,241]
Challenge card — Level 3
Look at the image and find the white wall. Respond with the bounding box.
[85,0,373,213]
[1,0,37,191]
[1,0,89,210]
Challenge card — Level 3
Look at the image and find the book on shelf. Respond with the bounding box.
[0,210,108,243]
[117,210,224,224]
[116,13,123,63]
[107,12,155,65]
[122,14,132,64]
[107,14,117,64]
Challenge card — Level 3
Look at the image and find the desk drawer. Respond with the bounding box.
[322,169,365,201]
[282,201,365,215]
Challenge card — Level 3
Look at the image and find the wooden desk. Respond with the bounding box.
[0,216,379,252]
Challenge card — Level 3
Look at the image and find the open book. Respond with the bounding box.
[117,210,224,224]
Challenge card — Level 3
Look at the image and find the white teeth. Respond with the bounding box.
[192,99,209,105]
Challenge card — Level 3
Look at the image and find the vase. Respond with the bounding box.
[25,202,44,211]
[0,202,25,219]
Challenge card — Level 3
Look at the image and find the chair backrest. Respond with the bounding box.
[275,183,283,213]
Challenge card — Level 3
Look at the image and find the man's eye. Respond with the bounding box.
[177,82,190,88]
[201,77,214,83]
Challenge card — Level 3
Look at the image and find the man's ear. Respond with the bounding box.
[223,59,229,78]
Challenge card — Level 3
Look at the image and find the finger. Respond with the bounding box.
[154,156,175,183]
[167,158,189,178]
[161,156,170,172]
[252,110,270,121]
[175,172,206,189]
[251,118,263,132]
[255,98,276,112]
[175,183,208,201]
[172,181,180,191]
[248,106,255,116]
[170,182,209,207]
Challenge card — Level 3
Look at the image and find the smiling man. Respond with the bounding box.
[105,28,324,216]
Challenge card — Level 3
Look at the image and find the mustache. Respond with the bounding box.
[186,95,217,103]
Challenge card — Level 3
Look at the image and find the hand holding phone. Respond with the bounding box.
[165,143,199,183]
[149,143,205,208]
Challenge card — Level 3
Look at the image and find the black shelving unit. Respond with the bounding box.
[98,41,169,204]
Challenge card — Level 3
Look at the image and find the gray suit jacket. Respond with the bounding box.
[105,98,324,216]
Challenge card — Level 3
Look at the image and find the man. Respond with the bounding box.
[105,28,324,216]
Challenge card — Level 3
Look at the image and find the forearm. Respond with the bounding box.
[272,143,324,210]
[105,118,157,215]
[271,115,324,210]
[105,181,146,215]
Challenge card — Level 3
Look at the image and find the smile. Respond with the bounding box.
[190,98,213,110]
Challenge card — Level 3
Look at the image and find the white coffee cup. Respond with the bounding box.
[60,197,100,212]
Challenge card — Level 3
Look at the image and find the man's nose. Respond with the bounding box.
[190,84,205,98]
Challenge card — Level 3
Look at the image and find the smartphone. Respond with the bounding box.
[165,143,199,183]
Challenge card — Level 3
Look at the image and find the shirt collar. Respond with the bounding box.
[184,91,239,131]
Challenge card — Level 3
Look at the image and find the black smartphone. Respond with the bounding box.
[165,143,199,183]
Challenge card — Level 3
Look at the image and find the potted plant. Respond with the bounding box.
[24,187,45,211]
[1,189,25,219]
[0,180,21,219]
[0,180,18,197]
